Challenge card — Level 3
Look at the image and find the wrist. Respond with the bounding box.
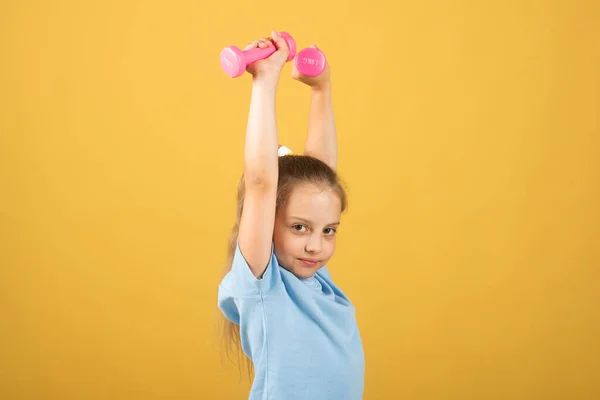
[252,74,281,89]
[311,82,331,94]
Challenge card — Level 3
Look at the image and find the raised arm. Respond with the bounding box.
[238,32,290,278]
[304,85,337,170]
[292,45,337,171]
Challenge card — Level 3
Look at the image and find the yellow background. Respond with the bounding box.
[1,0,599,399]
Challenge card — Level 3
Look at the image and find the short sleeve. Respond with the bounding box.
[218,240,283,324]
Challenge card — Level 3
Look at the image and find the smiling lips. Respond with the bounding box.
[299,258,319,267]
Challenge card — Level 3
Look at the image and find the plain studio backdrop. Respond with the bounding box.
[1,1,598,399]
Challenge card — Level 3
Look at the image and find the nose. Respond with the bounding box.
[305,232,322,254]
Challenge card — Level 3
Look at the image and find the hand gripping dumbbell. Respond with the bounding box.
[220,32,297,78]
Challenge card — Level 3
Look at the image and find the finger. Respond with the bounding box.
[258,38,271,48]
[291,60,300,79]
[243,41,258,50]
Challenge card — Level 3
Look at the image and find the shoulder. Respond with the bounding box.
[219,240,283,298]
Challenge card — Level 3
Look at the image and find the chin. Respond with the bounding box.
[292,265,321,278]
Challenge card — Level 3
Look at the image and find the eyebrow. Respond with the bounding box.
[290,217,340,227]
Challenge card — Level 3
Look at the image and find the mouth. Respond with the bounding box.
[298,258,320,267]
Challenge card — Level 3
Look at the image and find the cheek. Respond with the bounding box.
[283,231,304,253]
[274,229,299,257]
[273,222,288,245]
[325,239,336,257]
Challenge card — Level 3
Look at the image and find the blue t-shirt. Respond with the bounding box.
[218,242,365,400]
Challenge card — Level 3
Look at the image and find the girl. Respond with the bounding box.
[217,31,364,400]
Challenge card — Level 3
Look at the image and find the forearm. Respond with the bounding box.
[244,78,280,185]
[304,85,338,171]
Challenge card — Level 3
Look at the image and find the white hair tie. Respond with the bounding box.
[278,146,293,157]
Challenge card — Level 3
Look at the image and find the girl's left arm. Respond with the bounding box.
[292,45,337,171]
[304,85,337,171]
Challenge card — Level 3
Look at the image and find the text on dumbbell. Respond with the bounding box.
[301,57,320,66]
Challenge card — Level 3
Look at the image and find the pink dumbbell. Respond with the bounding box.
[294,47,327,77]
[220,32,297,78]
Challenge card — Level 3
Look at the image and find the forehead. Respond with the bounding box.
[281,183,341,222]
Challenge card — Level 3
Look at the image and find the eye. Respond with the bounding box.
[292,224,307,232]
[324,228,337,235]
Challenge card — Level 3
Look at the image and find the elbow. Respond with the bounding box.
[244,169,277,190]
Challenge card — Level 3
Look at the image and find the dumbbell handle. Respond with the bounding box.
[243,46,277,66]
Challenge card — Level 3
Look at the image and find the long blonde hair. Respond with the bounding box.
[216,154,348,378]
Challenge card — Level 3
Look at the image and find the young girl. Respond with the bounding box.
[217,31,364,400]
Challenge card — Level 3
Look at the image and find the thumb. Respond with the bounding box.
[271,30,289,53]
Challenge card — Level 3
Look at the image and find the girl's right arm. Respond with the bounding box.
[238,32,290,278]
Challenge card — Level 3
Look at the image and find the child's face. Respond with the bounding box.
[273,182,342,279]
